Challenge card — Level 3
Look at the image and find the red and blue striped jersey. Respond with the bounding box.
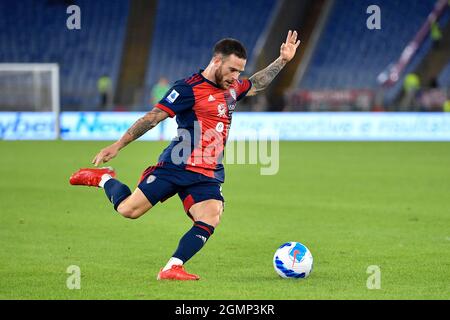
[155,70,252,182]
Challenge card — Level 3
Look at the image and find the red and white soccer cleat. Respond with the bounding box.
[69,167,116,187]
[157,265,200,281]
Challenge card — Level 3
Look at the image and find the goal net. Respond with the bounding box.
[0,63,60,138]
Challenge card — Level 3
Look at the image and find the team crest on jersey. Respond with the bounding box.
[217,103,227,118]
[229,89,236,100]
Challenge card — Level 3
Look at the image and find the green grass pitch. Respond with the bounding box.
[1,140,449,299]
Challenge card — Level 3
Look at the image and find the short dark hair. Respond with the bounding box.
[213,38,247,60]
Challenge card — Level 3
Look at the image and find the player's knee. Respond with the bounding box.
[190,200,223,227]
[207,202,223,227]
[217,202,224,221]
[117,203,149,219]
[116,205,134,218]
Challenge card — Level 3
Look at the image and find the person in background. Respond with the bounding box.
[150,77,170,107]
[443,99,450,112]
[401,73,421,111]
[98,75,112,110]
[149,77,170,139]
[431,21,442,49]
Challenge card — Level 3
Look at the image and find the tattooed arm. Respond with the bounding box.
[92,107,169,166]
[118,107,168,148]
[247,30,301,96]
[248,57,287,95]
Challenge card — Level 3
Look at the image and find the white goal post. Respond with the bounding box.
[0,63,60,138]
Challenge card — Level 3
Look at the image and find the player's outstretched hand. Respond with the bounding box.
[92,143,120,166]
[280,30,301,63]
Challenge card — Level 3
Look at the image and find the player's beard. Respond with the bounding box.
[215,66,232,89]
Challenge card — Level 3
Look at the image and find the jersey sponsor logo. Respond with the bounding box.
[215,122,224,133]
[217,103,227,118]
[208,94,216,102]
[165,89,180,104]
[229,89,236,100]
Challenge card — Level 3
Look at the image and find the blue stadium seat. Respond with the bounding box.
[0,0,129,109]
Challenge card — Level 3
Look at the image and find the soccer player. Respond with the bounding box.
[70,30,301,280]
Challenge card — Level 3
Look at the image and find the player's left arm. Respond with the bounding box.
[247,30,301,96]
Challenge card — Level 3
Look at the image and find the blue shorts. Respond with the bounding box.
[137,163,224,217]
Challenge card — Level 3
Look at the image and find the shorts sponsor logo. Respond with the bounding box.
[146,175,156,184]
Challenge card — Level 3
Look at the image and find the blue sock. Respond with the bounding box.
[173,221,215,263]
[103,179,131,210]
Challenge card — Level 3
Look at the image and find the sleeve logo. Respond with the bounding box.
[165,89,180,104]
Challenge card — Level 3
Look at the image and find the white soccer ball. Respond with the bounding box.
[273,242,313,279]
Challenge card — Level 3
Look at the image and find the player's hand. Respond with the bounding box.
[280,30,301,63]
[92,143,120,166]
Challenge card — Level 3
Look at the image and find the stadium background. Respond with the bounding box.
[1,0,449,300]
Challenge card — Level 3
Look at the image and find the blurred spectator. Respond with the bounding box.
[444,99,450,112]
[97,75,112,110]
[404,73,421,91]
[150,77,170,106]
[401,73,421,110]
[431,21,442,49]
[417,77,447,111]
[419,89,446,111]
[149,77,170,140]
